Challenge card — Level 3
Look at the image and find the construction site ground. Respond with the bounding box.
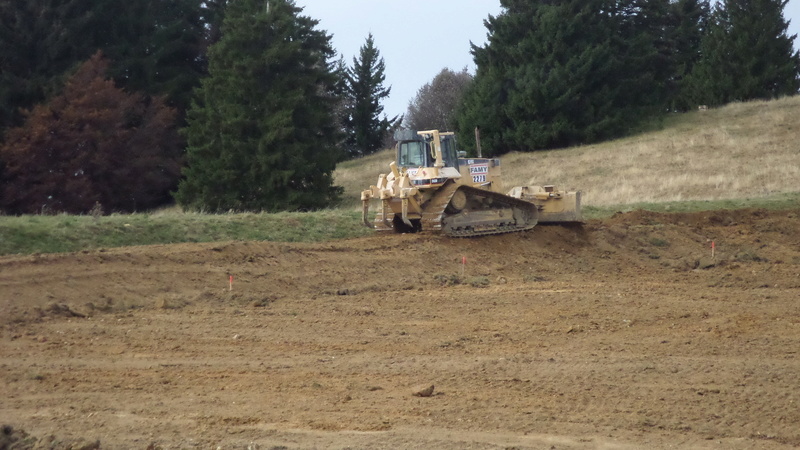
[1,208,799,449]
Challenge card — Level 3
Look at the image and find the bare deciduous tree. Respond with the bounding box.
[405,67,473,132]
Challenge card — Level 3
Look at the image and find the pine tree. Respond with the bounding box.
[457,0,669,153]
[688,0,800,106]
[175,0,342,212]
[201,0,230,48]
[343,33,399,159]
[667,0,711,111]
[331,55,352,147]
[108,0,209,113]
[0,0,78,132]
[0,0,210,137]
[0,52,182,215]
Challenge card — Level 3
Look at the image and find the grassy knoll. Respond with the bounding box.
[336,96,800,209]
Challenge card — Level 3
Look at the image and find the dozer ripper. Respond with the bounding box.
[360,129,583,237]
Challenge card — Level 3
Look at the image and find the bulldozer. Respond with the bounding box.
[360,129,582,237]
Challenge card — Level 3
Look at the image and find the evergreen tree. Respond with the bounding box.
[201,0,230,48]
[406,68,473,132]
[331,56,352,146]
[106,0,209,113]
[0,0,210,137]
[0,52,182,215]
[0,0,79,132]
[619,0,673,106]
[343,33,399,159]
[457,0,670,154]
[175,0,342,212]
[687,0,800,106]
[667,0,712,111]
[454,63,508,156]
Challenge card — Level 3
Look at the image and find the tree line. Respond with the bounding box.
[1,0,798,214]
[0,0,396,214]
[452,0,799,154]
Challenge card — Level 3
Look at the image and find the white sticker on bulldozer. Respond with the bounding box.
[473,174,487,183]
[470,163,488,183]
[469,164,488,175]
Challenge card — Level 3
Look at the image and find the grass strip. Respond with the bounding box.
[2,193,798,256]
[0,210,373,256]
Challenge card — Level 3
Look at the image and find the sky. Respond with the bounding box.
[296,0,503,120]
[296,0,800,122]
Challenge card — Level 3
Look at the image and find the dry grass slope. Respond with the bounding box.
[335,96,800,208]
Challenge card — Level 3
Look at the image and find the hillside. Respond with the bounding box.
[334,96,800,209]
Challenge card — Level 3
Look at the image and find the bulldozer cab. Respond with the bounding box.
[397,140,428,168]
[395,130,459,170]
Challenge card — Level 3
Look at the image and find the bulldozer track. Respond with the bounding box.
[369,182,540,238]
[441,186,539,237]
[420,181,461,232]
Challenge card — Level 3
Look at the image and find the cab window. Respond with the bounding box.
[398,141,428,167]
[441,137,459,169]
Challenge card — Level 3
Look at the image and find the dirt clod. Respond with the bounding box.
[412,385,435,397]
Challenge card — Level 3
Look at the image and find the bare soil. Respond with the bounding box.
[2,209,799,449]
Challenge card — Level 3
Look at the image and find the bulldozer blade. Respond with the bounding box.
[535,191,583,224]
[507,186,583,224]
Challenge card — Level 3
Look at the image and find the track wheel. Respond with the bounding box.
[445,188,468,214]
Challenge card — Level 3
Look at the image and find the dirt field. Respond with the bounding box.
[1,208,799,449]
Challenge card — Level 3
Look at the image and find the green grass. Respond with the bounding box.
[0,210,373,256]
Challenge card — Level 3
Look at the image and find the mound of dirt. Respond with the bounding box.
[1,208,798,449]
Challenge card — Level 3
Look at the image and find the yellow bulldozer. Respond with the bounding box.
[360,129,582,237]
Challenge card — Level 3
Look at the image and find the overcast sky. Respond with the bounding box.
[296,0,800,121]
